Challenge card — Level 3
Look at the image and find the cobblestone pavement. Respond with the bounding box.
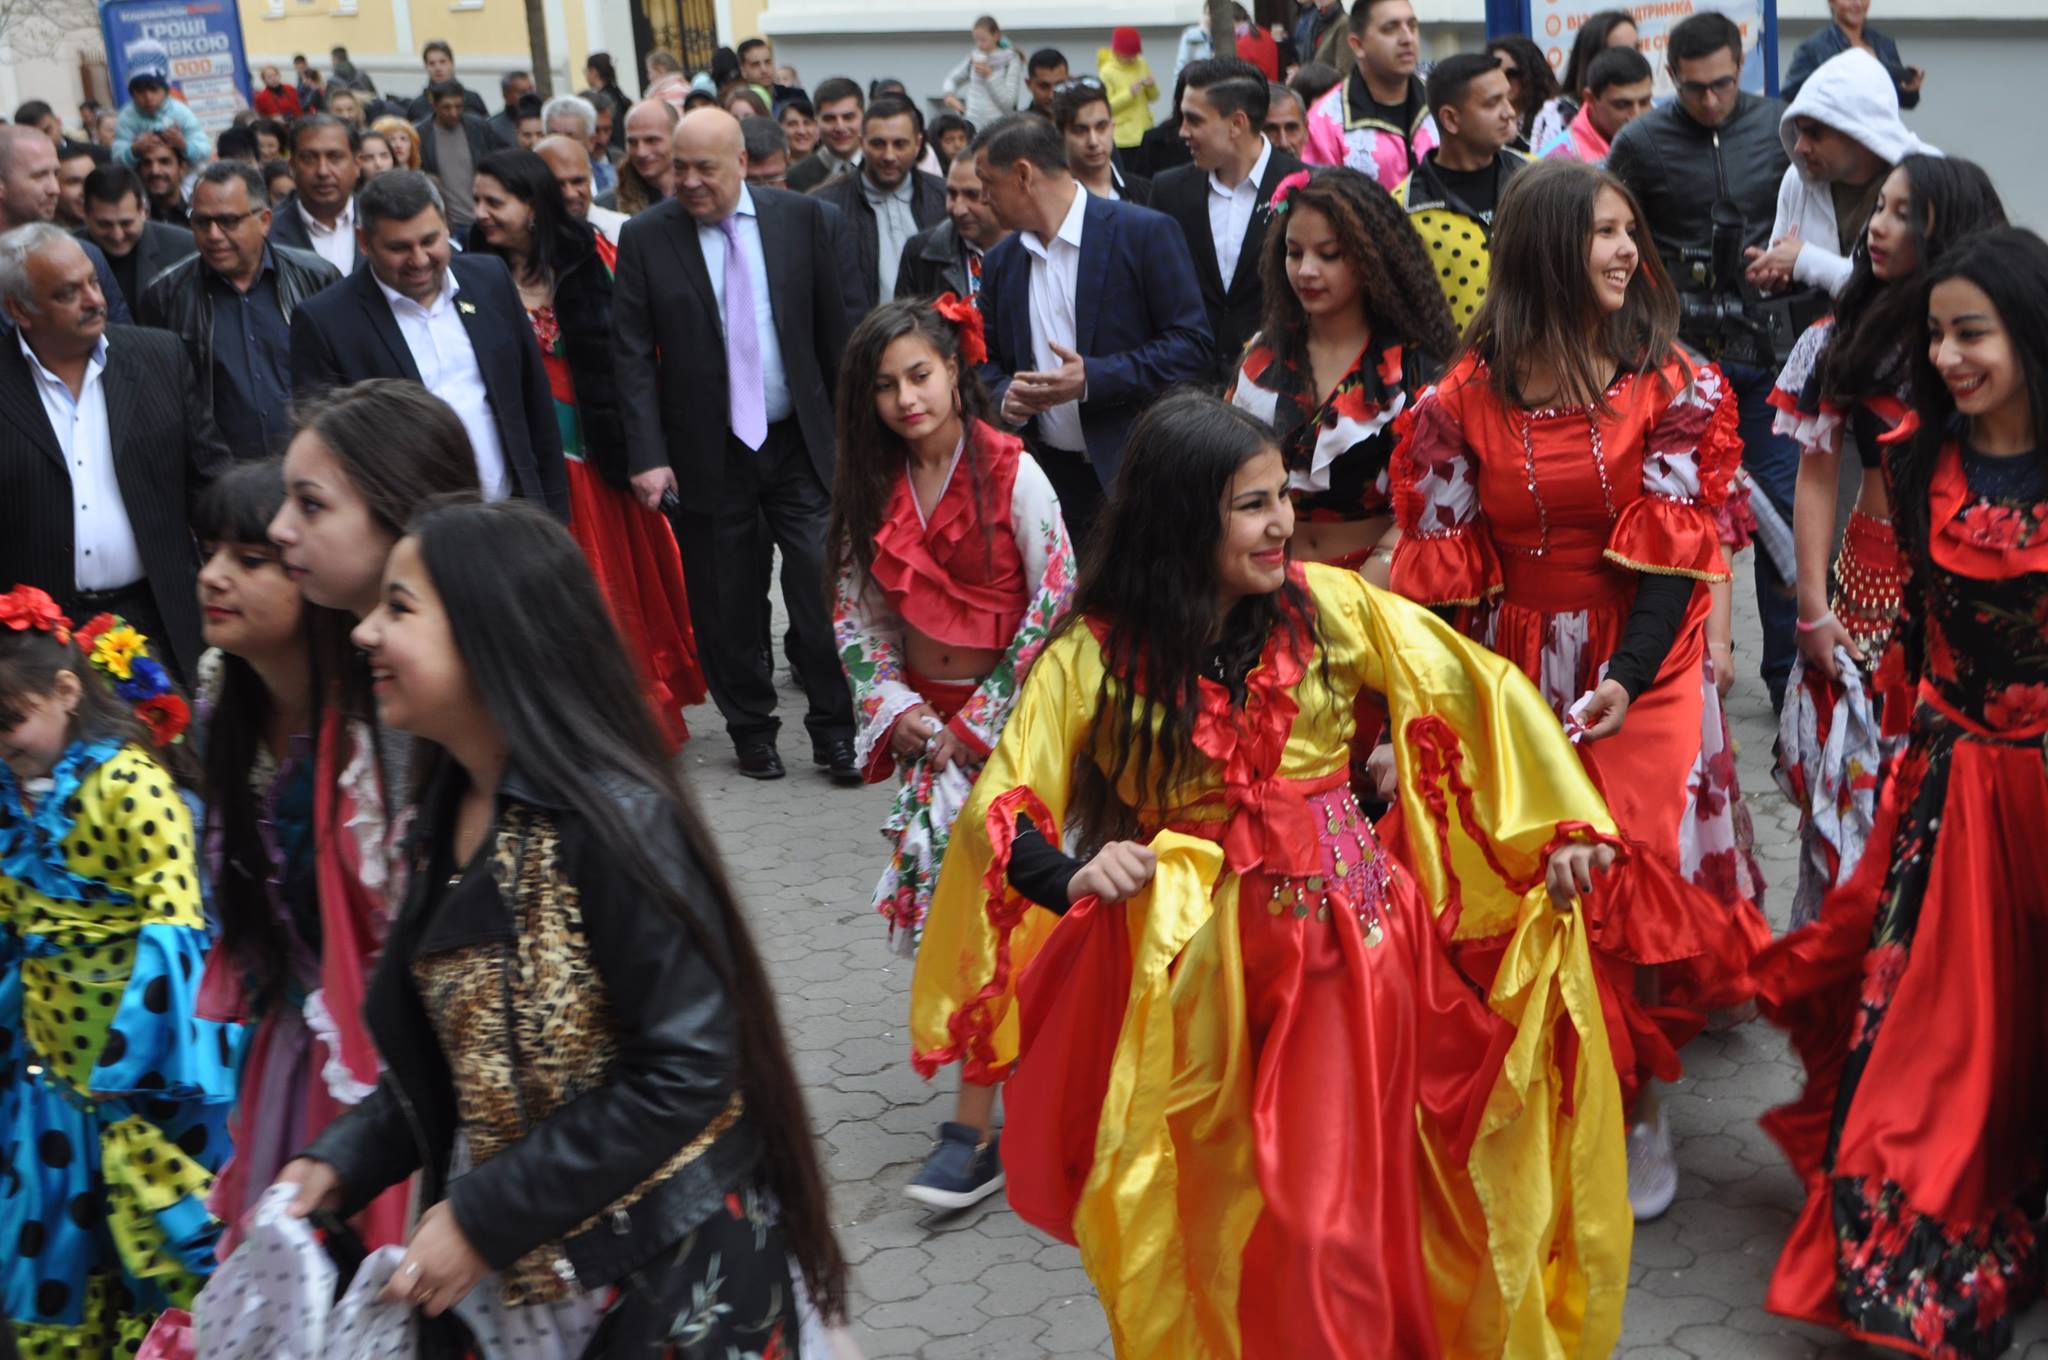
[686,553,2048,1359]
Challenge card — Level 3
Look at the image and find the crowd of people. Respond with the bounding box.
[1,1,2044,1357]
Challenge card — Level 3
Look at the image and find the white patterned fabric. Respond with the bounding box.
[193,1185,337,1360]
[1774,648,1897,929]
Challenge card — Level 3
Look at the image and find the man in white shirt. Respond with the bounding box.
[536,134,626,247]
[268,114,361,273]
[288,170,567,517]
[972,113,1212,545]
[1149,58,1304,383]
[0,223,227,677]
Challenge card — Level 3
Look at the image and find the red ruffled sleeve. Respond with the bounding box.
[1603,354,1737,582]
[1389,387,1503,607]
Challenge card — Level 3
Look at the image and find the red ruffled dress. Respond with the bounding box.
[1390,348,1771,1107]
[527,241,706,748]
[1756,440,2048,1358]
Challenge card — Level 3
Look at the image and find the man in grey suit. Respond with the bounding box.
[612,108,857,783]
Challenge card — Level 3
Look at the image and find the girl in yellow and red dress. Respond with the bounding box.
[1767,156,2007,927]
[910,391,1637,1358]
[1387,159,1770,1221]
[469,148,706,747]
[1756,227,2048,1360]
[1227,167,1460,586]
[828,297,1074,1209]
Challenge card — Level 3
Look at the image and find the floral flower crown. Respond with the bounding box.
[0,586,190,747]
[1267,167,1314,218]
[932,292,988,367]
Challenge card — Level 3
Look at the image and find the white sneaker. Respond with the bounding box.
[1627,1106,1678,1222]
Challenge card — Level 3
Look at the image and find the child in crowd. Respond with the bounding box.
[941,16,1025,127]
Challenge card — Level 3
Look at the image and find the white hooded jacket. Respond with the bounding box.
[1770,48,1938,296]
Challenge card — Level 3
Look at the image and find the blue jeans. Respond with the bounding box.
[1724,361,1798,712]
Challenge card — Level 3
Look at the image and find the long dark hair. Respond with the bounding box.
[471,146,592,288]
[404,499,849,1321]
[1561,11,1636,97]
[197,461,307,1005]
[1464,158,1679,410]
[1487,34,1559,136]
[1816,155,2007,407]
[0,629,156,762]
[1062,392,1322,849]
[827,299,999,582]
[1895,228,2048,574]
[1257,166,1461,374]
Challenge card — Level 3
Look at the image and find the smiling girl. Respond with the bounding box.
[1386,159,1770,1221]
[1769,155,2007,926]
[828,296,1074,1210]
[0,586,232,1353]
[1757,227,2048,1360]
[909,389,1636,1356]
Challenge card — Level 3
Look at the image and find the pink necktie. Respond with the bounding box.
[719,213,767,450]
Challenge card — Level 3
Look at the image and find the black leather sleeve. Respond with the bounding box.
[1604,573,1696,700]
[302,1076,425,1219]
[1007,815,1080,915]
[444,793,742,1270]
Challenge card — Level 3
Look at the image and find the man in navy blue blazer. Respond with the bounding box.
[971,113,1211,546]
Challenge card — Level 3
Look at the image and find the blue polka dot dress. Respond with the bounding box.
[0,740,238,1356]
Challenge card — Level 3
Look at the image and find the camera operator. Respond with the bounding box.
[1607,12,1797,711]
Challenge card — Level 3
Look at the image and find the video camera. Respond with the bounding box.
[1675,197,1827,369]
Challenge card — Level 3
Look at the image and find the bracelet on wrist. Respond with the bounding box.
[1794,610,1838,635]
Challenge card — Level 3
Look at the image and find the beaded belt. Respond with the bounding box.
[1257,784,1391,946]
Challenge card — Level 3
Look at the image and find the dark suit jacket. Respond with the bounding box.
[74,224,192,318]
[894,219,973,301]
[812,169,948,315]
[1150,145,1304,383]
[0,324,228,675]
[977,190,1213,484]
[413,113,505,180]
[406,86,491,122]
[267,192,358,270]
[612,189,853,502]
[288,255,569,519]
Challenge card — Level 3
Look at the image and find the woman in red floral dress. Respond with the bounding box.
[1227,166,1461,587]
[469,148,706,746]
[1756,227,2048,1360]
[1387,160,1769,1221]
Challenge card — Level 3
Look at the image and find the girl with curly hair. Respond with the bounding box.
[1386,159,1770,1221]
[826,296,1075,1210]
[1228,165,1460,586]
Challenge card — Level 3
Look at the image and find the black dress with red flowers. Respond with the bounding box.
[1756,440,2048,1359]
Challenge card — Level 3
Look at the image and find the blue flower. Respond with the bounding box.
[116,656,171,702]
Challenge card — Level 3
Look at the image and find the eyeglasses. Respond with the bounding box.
[1677,75,1739,98]
[190,209,263,234]
[1053,77,1105,93]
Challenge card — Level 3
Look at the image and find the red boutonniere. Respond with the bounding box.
[0,586,72,644]
[932,292,988,366]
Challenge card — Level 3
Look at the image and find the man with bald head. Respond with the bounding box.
[612,107,857,782]
[0,125,130,323]
[536,134,626,245]
[617,98,680,215]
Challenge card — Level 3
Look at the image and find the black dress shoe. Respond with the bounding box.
[814,737,862,786]
[736,742,786,780]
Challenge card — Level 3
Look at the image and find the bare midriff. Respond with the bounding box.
[906,627,1004,682]
[1291,514,1393,564]
[1853,465,1890,521]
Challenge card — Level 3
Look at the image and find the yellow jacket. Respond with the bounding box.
[1097,48,1157,147]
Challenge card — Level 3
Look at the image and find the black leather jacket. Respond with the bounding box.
[1605,91,1789,293]
[138,244,339,417]
[303,761,756,1294]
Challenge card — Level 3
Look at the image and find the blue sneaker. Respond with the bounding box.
[905,1122,1003,1211]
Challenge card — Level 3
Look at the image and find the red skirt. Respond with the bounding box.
[566,460,707,747]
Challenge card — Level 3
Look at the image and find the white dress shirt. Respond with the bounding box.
[1208,136,1273,290]
[1018,182,1089,454]
[695,185,793,425]
[375,268,512,500]
[19,332,145,591]
[298,196,357,274]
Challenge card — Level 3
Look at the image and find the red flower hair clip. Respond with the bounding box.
[933,292,988,367]
[0,585,72,645]
[1267,168,1314,216]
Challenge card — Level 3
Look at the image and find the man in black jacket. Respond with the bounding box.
[142,162,339,458]
[0,224,226,678]
[812,94,946,317]
[77,164,192,316]
[414,81,503,230]
[1606,11,1798,710]
[1149,59,1303,384]
[894,153,1009,301]
[290,171,567,518]
[267,113,361,274]
[613,108,856,782]
[485,70,536,149]
[404,40,490,121]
